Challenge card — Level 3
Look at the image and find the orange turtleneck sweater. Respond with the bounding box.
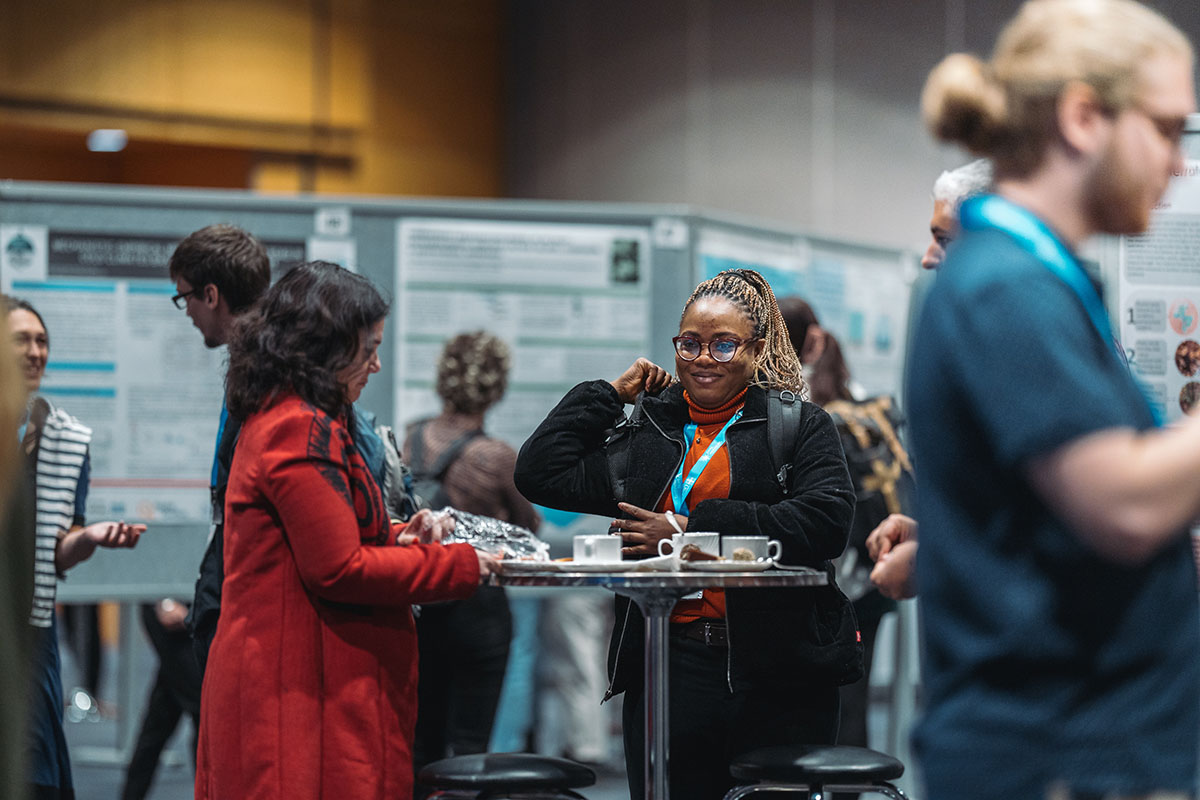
[660,387,747,623]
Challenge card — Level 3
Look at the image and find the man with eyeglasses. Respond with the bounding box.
[865,159,992,602]
[120,224,269,800]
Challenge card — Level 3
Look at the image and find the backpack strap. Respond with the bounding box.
[606,391,648,504]
[406,419,484,481]
[768,388,802,494]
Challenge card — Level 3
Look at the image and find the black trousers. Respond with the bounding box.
[119,604,202,800]
[60,604,101,697]
[412,586,512,798]
[837,598,888,748]
[622,628,841,800]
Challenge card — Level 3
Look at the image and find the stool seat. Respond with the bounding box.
[419,753,596,792]
[730,744,905,784]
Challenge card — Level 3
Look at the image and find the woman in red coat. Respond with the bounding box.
[195,261,497,800]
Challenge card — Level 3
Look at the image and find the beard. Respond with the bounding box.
[1083,138,1155,236]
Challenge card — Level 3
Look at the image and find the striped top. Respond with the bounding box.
[22,397,91,628]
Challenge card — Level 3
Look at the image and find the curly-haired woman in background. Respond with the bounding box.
[404,331,540,796]
[194,262,499,800]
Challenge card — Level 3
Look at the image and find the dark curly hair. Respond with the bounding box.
[225,261,389,418]
[436,331,511,414]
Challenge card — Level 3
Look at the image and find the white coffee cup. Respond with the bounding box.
[574,534,622,563]
[658,532,719,558]
[720,535,782,562]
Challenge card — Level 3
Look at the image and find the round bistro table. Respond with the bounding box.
[494,567,828,800]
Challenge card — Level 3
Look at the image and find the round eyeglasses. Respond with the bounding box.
[672,335,755,363]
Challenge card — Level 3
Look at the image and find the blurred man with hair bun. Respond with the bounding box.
[910,1,1198,797]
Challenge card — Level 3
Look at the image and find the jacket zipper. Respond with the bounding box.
[720,415,763,695]
[603,408,686,702]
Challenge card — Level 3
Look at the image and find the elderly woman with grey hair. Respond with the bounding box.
[404,331,541,796]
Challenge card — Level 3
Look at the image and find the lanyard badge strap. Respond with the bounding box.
[671,409,742,513]
[959,194,1162,426]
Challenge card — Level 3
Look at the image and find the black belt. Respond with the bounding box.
[672,619,728,647]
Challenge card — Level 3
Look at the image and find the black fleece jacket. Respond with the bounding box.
[514,380,862,696]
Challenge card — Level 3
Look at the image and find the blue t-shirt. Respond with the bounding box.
[907,227,1200,798]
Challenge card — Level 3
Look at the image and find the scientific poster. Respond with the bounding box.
[696,227,809,296]
[815,249,912,399]
[695,226,911,398]
[394,218,652,449]
[1118,159,1200,423]
[1,226,306,523]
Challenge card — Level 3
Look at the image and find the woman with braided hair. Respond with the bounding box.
[516,268,859,800]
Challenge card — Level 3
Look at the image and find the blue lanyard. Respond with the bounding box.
[211,402,229,488]
[671,409,742,513]
[959,194,1162,426]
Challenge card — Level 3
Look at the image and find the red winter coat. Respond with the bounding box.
[195,394,480,800]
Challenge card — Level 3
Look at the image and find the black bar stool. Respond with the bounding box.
[419,753,597,799]
[724,744,909,800]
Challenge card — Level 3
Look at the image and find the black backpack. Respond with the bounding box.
[404,420,483,510]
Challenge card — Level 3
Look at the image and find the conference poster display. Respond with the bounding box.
[695,226,912,399]
[394,217,652,451]
[0,225,306,523]
[1118,158,1200,423]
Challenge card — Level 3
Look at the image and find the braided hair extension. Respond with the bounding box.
[681,269,807,398]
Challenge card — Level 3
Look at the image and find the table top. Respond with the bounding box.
[493,566,827,590]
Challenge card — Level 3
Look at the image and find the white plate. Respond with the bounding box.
[682,559,773,572]
[500,559,638,574]
[498,559,560,573]
[564,560,639,573]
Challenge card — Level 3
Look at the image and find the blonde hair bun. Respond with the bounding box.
[922,52,1007,155]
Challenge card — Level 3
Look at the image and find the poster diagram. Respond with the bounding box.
[1119,158,1200,422]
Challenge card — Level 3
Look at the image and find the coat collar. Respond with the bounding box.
[640,382,769,433]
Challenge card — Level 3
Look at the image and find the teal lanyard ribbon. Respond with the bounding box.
[959,194,1162,426]
[211,402,229,489]
[671,409,742,513]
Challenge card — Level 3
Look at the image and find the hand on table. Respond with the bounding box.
[613,501,684,557]
[475,549,501,583]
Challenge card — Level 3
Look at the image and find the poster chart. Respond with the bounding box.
[808,247,912,398]
[1,225,306,523]
[695,227,912,398]
[394,218,652,451]
[1118,159,1200,424]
